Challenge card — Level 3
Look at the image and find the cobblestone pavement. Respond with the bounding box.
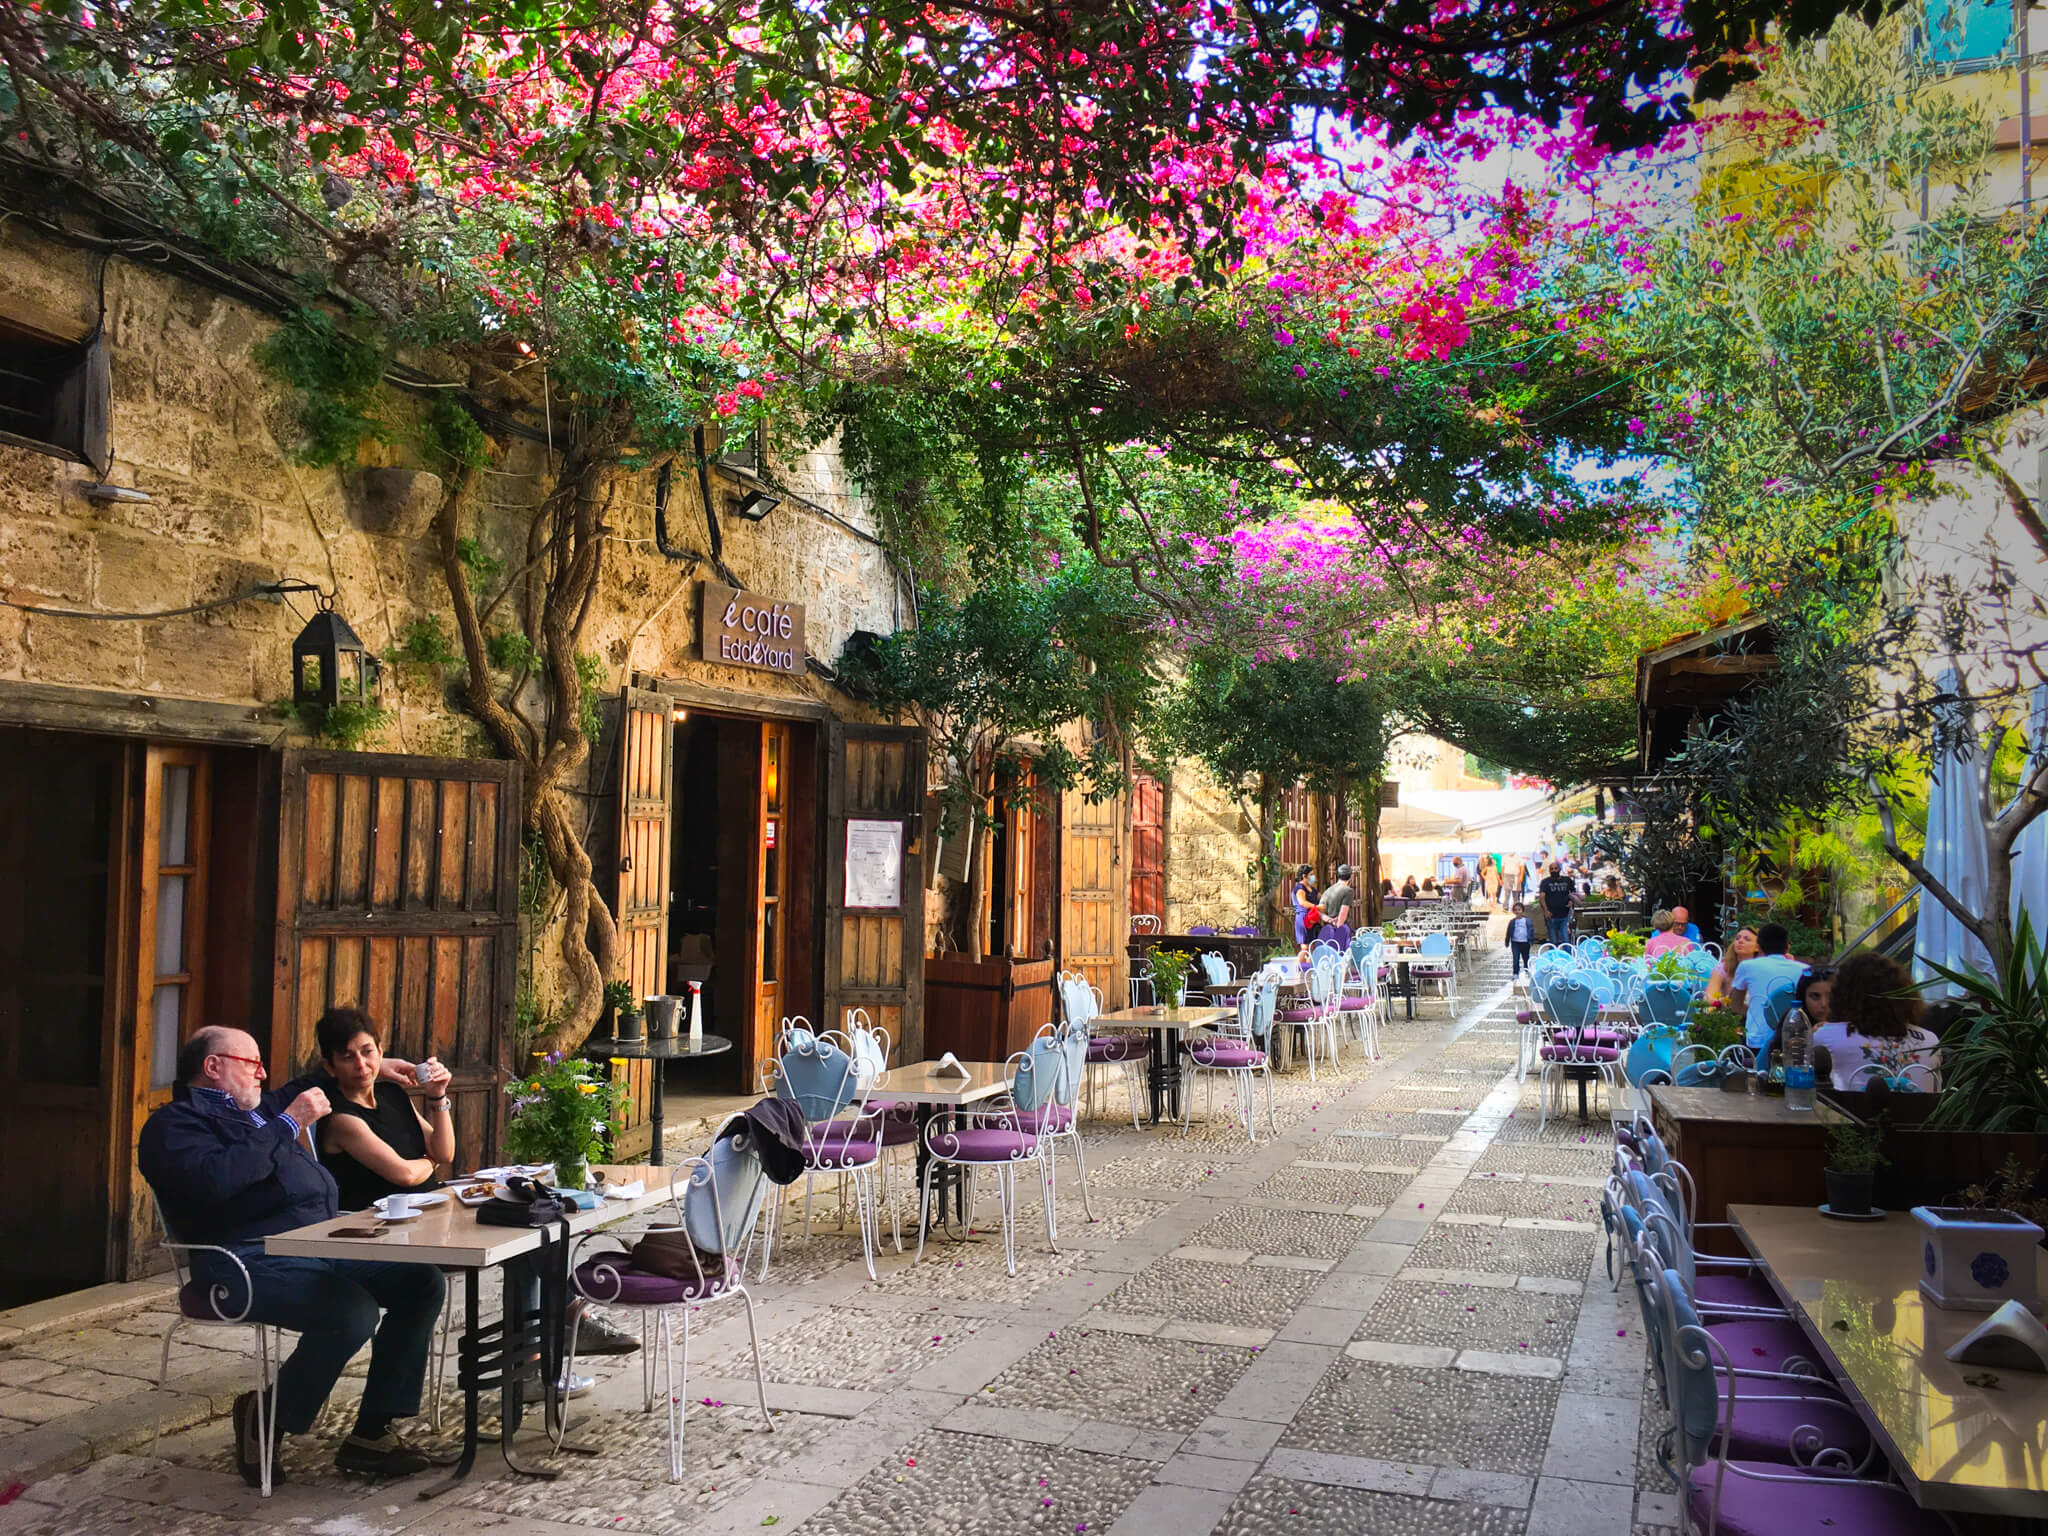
[0,939,1683,1536]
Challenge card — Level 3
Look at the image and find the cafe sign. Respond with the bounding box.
[701,583,805,676]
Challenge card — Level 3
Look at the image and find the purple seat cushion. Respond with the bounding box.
[1274,1008,1318,1023]
[1539,1044,1620,1062]
[1717,1390,1871,1464]
[573,1258,726,1306]
[827,1113,917,1148]
[1339,996,1373,1009]
[179,1280,234,1320]
[1004,1104,1075,1135]
[1188,1045,1266,1067]
[1086,1034,1147,1063]
[928,1127,1038,1161]
[1685,1461,1947,1535]
[1695,1271,1780,1312]
[1705,1316,1820,1373]
[804,1127,882,1165]
[1515,1010,1536,1025]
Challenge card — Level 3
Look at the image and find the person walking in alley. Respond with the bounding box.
[1538,861,1578,947]
[1506,903,1535,975]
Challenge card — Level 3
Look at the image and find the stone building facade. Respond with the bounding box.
[0,215,920,1302]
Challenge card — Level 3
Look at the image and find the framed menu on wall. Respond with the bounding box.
[844,818,904,910]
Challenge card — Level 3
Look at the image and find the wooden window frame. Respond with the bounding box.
[137,744,211,1112]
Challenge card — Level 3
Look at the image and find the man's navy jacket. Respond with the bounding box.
[138,1080,340,1248]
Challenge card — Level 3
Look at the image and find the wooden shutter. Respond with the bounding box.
[273,749,520,1173]
[1063,781,1126,1003]
[610,689,673,1157]
[823,722,924,1062]
[1129,772,1164,927]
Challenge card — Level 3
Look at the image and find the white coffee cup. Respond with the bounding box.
[379,1193,412,1219]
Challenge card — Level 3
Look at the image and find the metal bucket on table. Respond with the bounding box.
[644,994,681,1041]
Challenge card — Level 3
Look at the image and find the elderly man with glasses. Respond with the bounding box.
[138,1024,448,1487]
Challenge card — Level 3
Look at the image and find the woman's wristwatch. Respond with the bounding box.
[427,1096,452,1113]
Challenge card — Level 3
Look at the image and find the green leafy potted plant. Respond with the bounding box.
[1144,945,1193,1010]
[1686,1001,1744,1056]
[1604,929,1645,960]
[1824,1119,1887,1217]
[603,978,645,1041]
[502,1052,626,1191]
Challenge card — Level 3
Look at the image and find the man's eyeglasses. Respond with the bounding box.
[209,1052,266,1073]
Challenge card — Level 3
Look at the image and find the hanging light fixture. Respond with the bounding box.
[291,598,378,710]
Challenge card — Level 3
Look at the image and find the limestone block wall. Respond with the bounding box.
[1164,762,1261,933]
[0,223,902,740]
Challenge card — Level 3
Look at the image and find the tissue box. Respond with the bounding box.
[1912,1207,2044,1313]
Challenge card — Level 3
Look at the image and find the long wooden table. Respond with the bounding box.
[1729,1203,2048,1522]
[267,1164,679,1495]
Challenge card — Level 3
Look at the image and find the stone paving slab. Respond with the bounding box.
[1,949,1674,1536]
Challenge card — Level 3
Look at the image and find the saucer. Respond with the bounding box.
[376,1206,423,1222]
[408,1191,449,1208]
[1818,1204,1886,1222]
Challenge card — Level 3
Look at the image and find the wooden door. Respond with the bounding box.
[0,730,127,1306]
[823,723,924,1061]
[610,689,672,1154]
[756,720,789,1052]
[1129,772,1164,930]
[137,745,212,1122]
[1062,781,1126,1005]
[272,750,520,1173]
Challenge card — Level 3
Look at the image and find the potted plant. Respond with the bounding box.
[1604,929,1646,960]
[1824,1119,1887,1217]
[1144,945,1193,1010]
[603,978,645,1041]
[502,1052,626,1191]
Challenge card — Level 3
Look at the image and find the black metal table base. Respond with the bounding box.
[913,1105,973,1235]
[419,1232,580,1499]
[1147,1029,1183,1125]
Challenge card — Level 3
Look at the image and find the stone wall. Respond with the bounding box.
[0,222,903,739]
[1164,761,1261,932]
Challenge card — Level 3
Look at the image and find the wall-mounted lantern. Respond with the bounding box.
[734,489,781,522]
[292,602,378,710]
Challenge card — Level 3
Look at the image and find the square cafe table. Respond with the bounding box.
[869,1059,1014,1230]
[266,1164,679,1497]
[1091,1005,1233,1123]
[1729,1203,2048,1524]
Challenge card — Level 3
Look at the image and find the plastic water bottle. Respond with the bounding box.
[1782,1005,1815,1111]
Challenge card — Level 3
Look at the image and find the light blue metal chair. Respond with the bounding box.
[764,1023,886,1280]
[918,1039,1059,1277]
[1181,971,1277,1142]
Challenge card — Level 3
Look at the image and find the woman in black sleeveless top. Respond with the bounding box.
[312,1008,454,1212]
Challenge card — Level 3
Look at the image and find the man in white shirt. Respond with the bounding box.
[1728,923,1808,1052]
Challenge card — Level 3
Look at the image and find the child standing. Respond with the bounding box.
[1506,903,1534,976]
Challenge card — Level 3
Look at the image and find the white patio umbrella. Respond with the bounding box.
[2010,683,2048,946]
[1915,670,1996,995]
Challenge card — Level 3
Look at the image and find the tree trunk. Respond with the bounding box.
[1361,781,1383,926]
[1256,774,1281,936]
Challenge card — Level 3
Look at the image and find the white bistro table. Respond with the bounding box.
[870,1060,1014,1231]
[266,1164,679,1496]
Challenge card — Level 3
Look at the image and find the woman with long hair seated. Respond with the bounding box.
[1703,927,1758,1006]
[1812,952,1941,1090]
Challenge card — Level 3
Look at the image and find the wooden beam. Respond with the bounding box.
[1666,656,1778,677]
[0,680,285,745]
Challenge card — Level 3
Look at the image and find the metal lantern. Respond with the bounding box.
[291,603,375,710]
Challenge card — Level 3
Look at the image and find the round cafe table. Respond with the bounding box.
[582,1032,733,1166]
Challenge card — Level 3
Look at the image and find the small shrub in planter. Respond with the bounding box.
[602,977,644,1040]
[1824,1119,1887,1216]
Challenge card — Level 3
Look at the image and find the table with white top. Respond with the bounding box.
[869,1060,1014,1230]
[1093,1006,1233,1122]
[266,1164,679,1495]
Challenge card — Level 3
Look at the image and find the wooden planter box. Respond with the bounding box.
[1822,1092,2048,1219]
[923,953,1056,1063]
[1648,1085,1839,1255]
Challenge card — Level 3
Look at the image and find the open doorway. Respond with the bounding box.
[667,712,816,1094]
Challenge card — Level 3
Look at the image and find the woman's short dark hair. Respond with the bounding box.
[315,1006,381,1060]
[1296,864,1312,879]
[1830,952,1922,1040]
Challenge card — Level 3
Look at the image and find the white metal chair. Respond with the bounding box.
[760,1020,887,1279]
[1181,971,1278,1143]
[917,1044,1059,1276]
[150,1198,287,1495]
[562,1116,774,1481]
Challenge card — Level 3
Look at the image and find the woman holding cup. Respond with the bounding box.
[314,1007,454,1215]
